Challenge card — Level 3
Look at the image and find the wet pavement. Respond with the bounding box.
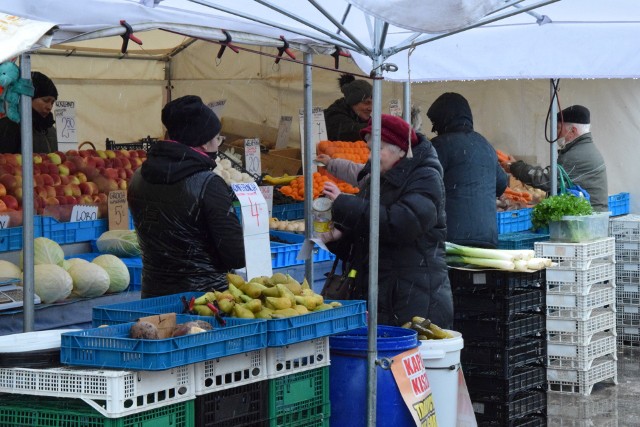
[547,346,640,426]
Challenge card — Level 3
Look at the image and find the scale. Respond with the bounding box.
[0,277,41,311]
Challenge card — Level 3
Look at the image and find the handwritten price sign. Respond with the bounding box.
[244,138,262,177]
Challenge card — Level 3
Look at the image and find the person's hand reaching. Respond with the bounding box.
[318,227,343,244]
[322,181,342,201]
[315,154,331,166]
[500,154,517,173]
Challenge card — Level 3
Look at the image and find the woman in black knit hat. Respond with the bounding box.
[0,71,59,154]
[324,74,373,142]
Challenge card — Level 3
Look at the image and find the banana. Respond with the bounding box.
[263,174,298,185]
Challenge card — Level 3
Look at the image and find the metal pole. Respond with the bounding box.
[550,79,558,196]
[402,82,411,124]
[303,52,315,285]
[366,18,384,427]
[19,54,35,332]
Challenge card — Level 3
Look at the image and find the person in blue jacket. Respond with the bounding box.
[427,92,508,248]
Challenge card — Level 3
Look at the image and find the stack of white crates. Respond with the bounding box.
[535,237,618,396]
[610,214,640,346]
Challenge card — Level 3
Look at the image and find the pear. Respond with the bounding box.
[233,304,256,319]
[239,294,253,303]
[294,295,317,311]
[191,304,214,316]
[193,292,216,305]
[218,298,235,314]
[261,286,281,298]
[227,273,246,287]
[215,291,235,302]
[270,272,288,285]
[249,276,269,285]
[301,278,311,290]
[314,303,333,311]
[242,298,263,313]
[329,301,343,308]
[282,275,302,295]
[227,284,245,302]
[293,304,309,315]
[240,281,267,298]
[276,284,297,308]
[265,296,292,310]
[271,308,299,318]
[255,308,274,319]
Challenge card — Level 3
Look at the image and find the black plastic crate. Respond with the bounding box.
[454,313,545,344]
[472,390,547,424]
[454,288,544,319]
[478,414,547,427]
[465,365,547,398]
[106,136,158,152]
[196,380,269,427]
[449,268,545,294]
[462,338,546,376]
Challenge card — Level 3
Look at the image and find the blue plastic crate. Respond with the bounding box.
[61,314,267,370]
[497,208,533,234]
[69,252,142,292]
[609,192,630,217]
[272,203,304,220]
[42,216,108,245]
[0,215,43,252]
[92,291,205,326]
[270,230,335,268]
[498,231,550,250]
[266,300,367,346]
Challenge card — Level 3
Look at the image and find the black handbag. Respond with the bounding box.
[320,257,356,300]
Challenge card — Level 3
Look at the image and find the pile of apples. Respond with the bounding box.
[0,148,146,223]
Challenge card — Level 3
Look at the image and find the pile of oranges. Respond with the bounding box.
[317,140,369,163]
[278,169,359,201]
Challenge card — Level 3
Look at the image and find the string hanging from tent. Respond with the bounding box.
[405,45,416,159]
[544,78,562,144]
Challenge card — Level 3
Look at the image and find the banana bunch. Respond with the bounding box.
[198,272,341,320]
[262,174,298,185]
[401,316,454,340]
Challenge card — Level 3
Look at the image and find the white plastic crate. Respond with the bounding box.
[547,308,616,344]
[616,289,640,306]
[547,331,617,369]
[546,262,615,295]
[615,241,640,263]
[546,284,615,319]
[616,304,640,326]
[193,348,266,396]
[547,357,617,396]
[535,238,615,269]
[615,262,640,284]
[547,417,618,427]
[266,336,330,379]
[617,326,640,347]
[0,365,195,418]
[609,214,640,241]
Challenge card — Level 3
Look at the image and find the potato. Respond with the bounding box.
[129,321,160,339]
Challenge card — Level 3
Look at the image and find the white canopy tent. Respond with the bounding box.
[3,2,640,424]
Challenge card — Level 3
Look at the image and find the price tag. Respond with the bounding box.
[389,99,402,117]
[0,215,10,229]
[231,182,272,278]
[207,99,227,118]
[275,116,293,149]
[298,107,326,174]
[70,205,99,222]
[259,185,274,217]
[54,100,77,144]
[107,190,130,230]
[244,138,262,177]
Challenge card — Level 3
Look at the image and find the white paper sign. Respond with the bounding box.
[0,215,10,229]
[298,107,325,174]
[54,100,77,144]
[207,99,227,118]
[389,99,402,117]
[275,116,293,149]
[231,182,272,278]
[244,138,262,177]
[259,185,274,217]
[70,205,99,222]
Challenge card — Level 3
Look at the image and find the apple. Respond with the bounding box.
[120,158,132,169]
[57,164,70,176]
[105,150,117,159]
[34,175,45,188]
[70,184,81,197]
[75,171,87,183]
[116,178,127,191]
[0,164,16,176]
[55,196,67,205]
[78,150,92,158]
[0,183,5,198]
[79,182,98,195]
[93,193,108,204]
[96,150,108,159]
[64,195,78,205]
[3,154,19,167]
[59,175,70,185]
[0,199,7,212]
[44,185,56,198]
[62,160,77,174]
[117,149,130,158]
[128,150,139,159]
[40,174,54,187]
[34,186,48,199]
[15,154,22,166]
[136,150,147,158]
[45,196,60,206]
[33,154,43,164]
[1,195,19,210]
[68,176,81,185]
[131,158,143,169]
[51,174,62,186]
[0,173,17,190]
[47,163,58,175]
[111,158,123,169]
[124,169,134,179]
[103,168,119,180]
[66,150,79,157]
[13,187,22,203]
[77,194,94,205]
[47,152,62,165]
[70,156,88,171]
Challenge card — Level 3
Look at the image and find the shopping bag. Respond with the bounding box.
[321,258,355,300]
[558,164,590,201]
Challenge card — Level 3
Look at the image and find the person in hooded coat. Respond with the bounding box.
[128,95,245,298]
[324,74,373,142]
[320,114,453,328]
[427,92,508,248]
[0,71,59,154]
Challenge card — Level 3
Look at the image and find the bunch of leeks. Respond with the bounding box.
[445,242,552,271]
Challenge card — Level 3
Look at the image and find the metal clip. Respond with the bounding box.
[120,20,143,54]
[330,46,351,69]
[275,35,296,64]
[217,30,240,60]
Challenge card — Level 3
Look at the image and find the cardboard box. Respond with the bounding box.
[222,146,302,176]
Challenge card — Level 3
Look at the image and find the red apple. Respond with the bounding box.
[44,185,56,198]
[40,174,54,187]
[120,158,132,169]
[79,182,98,195]
[117,149,130,158]
[34,175,45,187]
[13,187,22,203]
[51,174,62,186]
[68,176,81,185]
[34,186,48,199]
[136,150,147,158]
[78,150,92,158]
[103,168,119,180]
[55,196,67,205]
[93,193,108,204]
[59,175,70,185]
[111,158,123,169]
[1,195,18,210]
[128,150,139,159]
[0,199,7,212]
[66,149,79,157]
[77,194,94,205]
[0,183,6,198]
[3,154,19,166]
[45,196,60,206]
[47,163,58,175]
[0,174,17,190]
[62,160,77,174]
[0,164,16,175]
[124,169,134,179]
[64,195,78,205]
[75,171,87,183]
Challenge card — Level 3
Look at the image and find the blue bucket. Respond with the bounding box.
[329,326,418,427]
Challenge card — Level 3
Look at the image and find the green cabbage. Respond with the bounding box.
[92,254,131,293]
[0,260,21,279]
[96,230,141,257]
[69,263,110,298]
[64,258,90,271]
[34,264,73,303]
[22,237,65,268]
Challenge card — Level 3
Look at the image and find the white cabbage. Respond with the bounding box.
[68,263,110,298]
[0,260,21,279]
[96,230,141,257]
[64,258,90,271]
[34,264,73,303]
[92,254,131,293]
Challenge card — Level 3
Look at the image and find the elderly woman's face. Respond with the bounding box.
[366,136,404,173]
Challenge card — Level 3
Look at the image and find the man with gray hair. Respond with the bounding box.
[503,105,609,211]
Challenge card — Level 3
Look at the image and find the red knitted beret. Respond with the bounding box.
[360,114,417,152]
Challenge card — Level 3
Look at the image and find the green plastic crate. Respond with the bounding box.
[0,395,194,427]
[268,367,330,427]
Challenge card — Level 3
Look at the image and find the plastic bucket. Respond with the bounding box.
[329,326,418,427]
[419,330,464,427]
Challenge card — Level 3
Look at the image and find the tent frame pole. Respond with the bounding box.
[303,52,315,285]
[550,78,558,196]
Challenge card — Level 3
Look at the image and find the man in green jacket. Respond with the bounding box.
[503,105,608,211]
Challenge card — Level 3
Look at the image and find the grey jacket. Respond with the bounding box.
[510,133,608,211]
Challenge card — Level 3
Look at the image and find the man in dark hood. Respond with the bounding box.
[427,92,508,248]
[128,95,245,298]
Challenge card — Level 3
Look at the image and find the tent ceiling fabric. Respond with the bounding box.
[1,0,640,80]
[347,0,504,33]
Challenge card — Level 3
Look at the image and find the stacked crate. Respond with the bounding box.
[535,237,618,397]
[450,269,547,426]
[609,214,640,346]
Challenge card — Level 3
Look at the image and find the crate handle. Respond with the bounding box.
[79,141,96,150]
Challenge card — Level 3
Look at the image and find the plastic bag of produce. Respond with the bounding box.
[96,230,141,257]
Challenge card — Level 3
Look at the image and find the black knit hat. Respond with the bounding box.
[338,74,372,106]
[31,71,58,99]
[558,105,590,124]
[161,95,221,147]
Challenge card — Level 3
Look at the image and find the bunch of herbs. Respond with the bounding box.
[531,194,593,230]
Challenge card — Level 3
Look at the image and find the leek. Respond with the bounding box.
[446,255,515,271]
[445,242,534,261]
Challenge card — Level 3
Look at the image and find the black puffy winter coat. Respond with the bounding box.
[128,141,245,298]
[324,98,369,142]
[427,93,507,248]
[327,136,453,328]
